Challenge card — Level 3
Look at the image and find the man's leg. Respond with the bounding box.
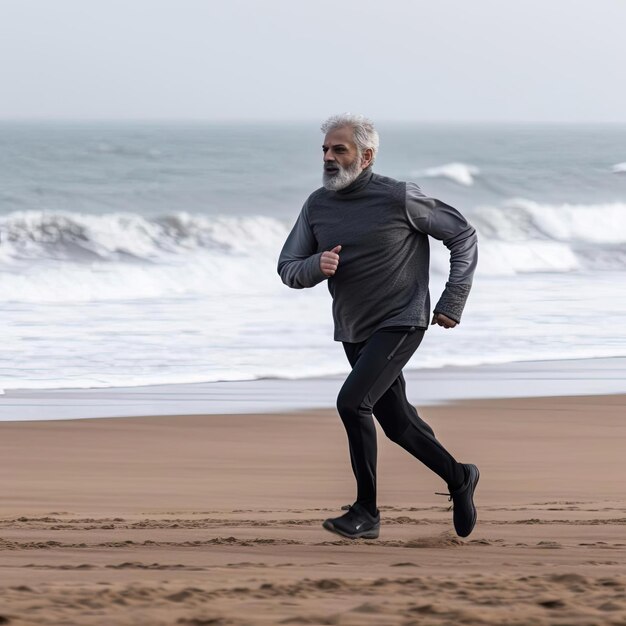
[337,327,430,515]
[369,335,480,538]
[372,368,466,490]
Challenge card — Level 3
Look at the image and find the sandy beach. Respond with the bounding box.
[2,5,626,624]
[0,393,624,625]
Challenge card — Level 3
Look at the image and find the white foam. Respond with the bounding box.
[428,198,626,275]
[2,202,626,304]
[476,240,580,274]
[473,198,626,245]
[611,162,626,173]
[2,270,625,394]
[0,211,290,302]
[411,162,480,186]
[0,210,287,263]
[0,252,289,303]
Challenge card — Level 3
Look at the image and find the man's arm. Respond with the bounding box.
[405,182,478,324]
[277,201,328,289]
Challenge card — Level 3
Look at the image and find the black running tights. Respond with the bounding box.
[337,326,465,516]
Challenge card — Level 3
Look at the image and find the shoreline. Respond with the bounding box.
[1,355,625,422]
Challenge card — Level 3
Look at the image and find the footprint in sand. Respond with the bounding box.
[403,534,464,548]
[537,598,567,609]
[536,540,562,549]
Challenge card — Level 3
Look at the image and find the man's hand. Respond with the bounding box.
[320,244,342,277]
[431,312,457,329]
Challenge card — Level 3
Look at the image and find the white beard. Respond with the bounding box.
[322,154,364,191]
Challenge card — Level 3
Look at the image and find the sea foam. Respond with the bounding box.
[0,210,285,264]
[1,201,625,304]
[472,198,626,245]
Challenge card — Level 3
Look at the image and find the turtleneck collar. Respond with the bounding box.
[335,165,374,195]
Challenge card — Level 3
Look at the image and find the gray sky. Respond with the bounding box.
[1,0,624,122]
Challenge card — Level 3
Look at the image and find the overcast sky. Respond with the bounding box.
[0,0,624,122]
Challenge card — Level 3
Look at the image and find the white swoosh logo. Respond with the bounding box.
[355,523,364,530]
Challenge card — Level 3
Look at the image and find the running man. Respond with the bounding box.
[277,113,480,540]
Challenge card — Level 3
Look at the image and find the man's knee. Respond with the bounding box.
[336,389,367,421]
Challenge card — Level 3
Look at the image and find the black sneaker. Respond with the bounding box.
[322,502,380,539]
[435,463,480,537]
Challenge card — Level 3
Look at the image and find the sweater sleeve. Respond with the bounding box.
[405,182,478,323]
[277,201,328,289]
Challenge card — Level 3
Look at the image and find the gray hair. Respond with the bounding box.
[321,113,379,163]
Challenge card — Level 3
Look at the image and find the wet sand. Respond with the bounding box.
[0,394,624,625]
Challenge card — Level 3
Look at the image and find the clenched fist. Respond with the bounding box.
[431,312,457,329]
[320,244,342,277]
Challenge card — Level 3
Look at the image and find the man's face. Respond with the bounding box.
[322,126,365,191]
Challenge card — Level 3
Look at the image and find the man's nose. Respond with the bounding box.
[324,151,335,162]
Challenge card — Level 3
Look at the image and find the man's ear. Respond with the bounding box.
[361,148,374,169]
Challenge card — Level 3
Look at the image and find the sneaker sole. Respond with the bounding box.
[322,519,380,539]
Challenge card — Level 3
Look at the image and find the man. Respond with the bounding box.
[276,113,479,540]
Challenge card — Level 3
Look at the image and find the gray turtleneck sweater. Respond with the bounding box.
[277,167,478,343]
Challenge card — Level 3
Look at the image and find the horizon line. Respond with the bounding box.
[0,117,625,125]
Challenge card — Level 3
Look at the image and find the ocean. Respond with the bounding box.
[1,121,625,392]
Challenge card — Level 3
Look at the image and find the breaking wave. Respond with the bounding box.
[468,198,626,275]
[411,162,480,186]
[0,210,285,264]
[0,200,625,302]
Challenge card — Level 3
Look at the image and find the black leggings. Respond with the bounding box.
[338,325,465,515]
